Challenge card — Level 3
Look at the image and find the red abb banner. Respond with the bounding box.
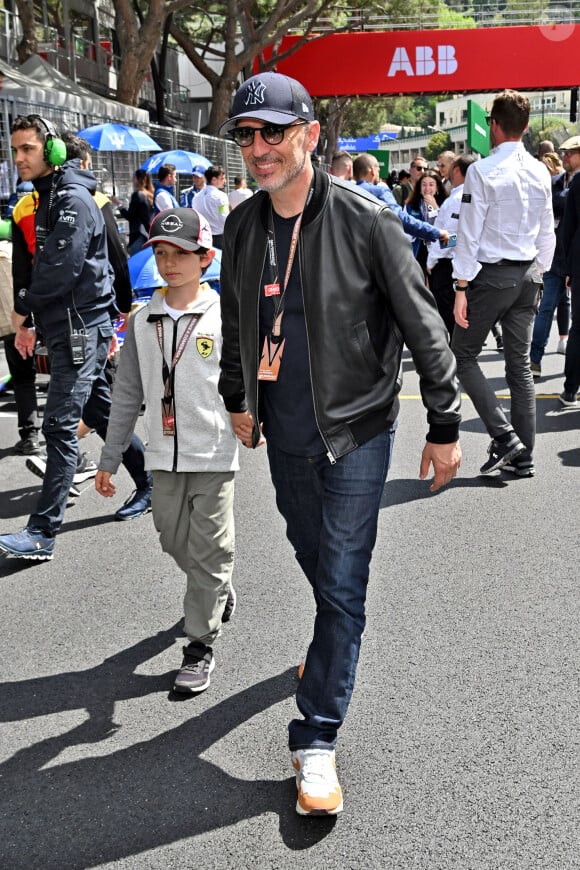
[267,25,580,96]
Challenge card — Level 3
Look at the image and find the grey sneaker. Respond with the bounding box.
[26,455,81,497]
[174,646,214,693]
[530,361,542,379]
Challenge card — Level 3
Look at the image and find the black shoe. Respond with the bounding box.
[13,436,41,455]
[221,586,237,623]
[480,435,525,474]
[503,458,535,477]
[115,486,152,520]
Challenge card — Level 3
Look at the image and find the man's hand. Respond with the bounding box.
[453,289,468,328]
[95,470,116,497]
[439,229,450,245]
[419,441,462,492]
[14,325,36,359]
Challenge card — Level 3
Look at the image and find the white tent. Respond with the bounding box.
[1,55,149,125]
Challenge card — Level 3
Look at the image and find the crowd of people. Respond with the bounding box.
[0,74,578,820]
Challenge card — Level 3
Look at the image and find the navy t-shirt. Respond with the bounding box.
[259,210,325,456]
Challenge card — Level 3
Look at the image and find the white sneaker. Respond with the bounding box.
[557,338,567,355]
[291,748,343,815]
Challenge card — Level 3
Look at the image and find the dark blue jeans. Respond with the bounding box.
[267,428,396,750]
[3,335,39,439]
[530,270,569,365]
[29,321,149,536]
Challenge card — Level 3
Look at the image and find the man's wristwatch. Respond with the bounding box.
[453,281,468,292]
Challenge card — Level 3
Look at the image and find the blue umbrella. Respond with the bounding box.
[76,123,162,152]
[128,246,222,293]
[76,123,162,195]
[140,150,211,174]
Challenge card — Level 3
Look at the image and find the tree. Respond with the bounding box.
[113,0,193,106]
[14,0,37,63]
[169,0,343,135]
[425,130,452,160]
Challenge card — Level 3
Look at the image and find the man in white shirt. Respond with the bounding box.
[452,90,556,478]
[228,176,253,210]
[427,154,475,337]
[193,165,229,247]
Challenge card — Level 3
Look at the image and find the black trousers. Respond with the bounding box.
[3,335,40,439]
[428,258,455,340]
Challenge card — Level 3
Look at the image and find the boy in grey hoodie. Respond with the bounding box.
[96,208,239,693]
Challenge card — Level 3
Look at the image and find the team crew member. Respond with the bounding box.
[0,116,115,560]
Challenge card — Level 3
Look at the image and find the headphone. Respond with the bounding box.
[32,115,67,167]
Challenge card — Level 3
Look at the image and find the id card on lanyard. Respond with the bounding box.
[258,208,303,382]
[155,315,200,434]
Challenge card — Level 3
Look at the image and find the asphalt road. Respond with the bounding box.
[0,328,579,870]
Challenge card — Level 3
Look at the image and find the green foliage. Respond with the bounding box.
[527,116,569,150]
[425,130,453,159]
[437,3,477,28]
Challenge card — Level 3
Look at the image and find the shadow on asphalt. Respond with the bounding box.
[380,473,507,508]
[558,447,580,467]
[0,638,334,867]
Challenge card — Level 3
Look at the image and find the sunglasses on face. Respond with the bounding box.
[230,121,308,147]
[411,164,426,171]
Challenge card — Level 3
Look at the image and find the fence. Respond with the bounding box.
[0,96,248,207]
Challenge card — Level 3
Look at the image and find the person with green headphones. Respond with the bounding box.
[0,115,118,560]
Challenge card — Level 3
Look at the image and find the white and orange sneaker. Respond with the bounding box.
[291,748,343,816]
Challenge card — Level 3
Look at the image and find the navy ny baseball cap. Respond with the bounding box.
[219,72,314,136]
[145,208,212,252]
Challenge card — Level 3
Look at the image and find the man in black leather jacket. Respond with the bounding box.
[218,73,462,817]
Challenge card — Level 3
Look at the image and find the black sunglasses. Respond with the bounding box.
[485,115,495,126]
[230,121,308,147]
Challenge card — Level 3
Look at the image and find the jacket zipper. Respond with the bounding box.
[298,242,336,465]
[171,318,179,472]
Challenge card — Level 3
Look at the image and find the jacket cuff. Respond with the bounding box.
[223,393,248,414]
[426,423,460,444]
[14,295,30,317]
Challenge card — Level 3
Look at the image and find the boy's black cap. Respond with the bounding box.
[145,208,212,252]
[219,72,314,136]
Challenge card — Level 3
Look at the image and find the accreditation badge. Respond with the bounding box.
[258,334,285,381]
[161,396,175,435]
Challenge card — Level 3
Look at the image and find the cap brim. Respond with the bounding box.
[219,109,301,136]
[145,237,204,252]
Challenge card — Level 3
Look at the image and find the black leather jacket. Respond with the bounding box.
[219,169,461,460]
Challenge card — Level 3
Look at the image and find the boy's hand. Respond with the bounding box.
[230,411,265,448]
[95,470,116,497]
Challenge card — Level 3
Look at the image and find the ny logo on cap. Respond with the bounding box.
[244,80,266,106]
